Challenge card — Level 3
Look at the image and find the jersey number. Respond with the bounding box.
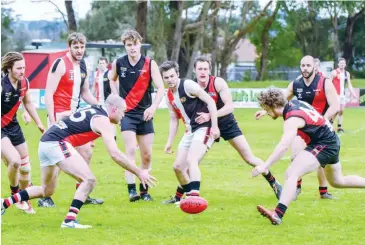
[301,107,320,122]
[70,108,97,122]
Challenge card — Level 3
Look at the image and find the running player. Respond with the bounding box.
[1,95,157,228]
[330,58,357,133]
[161,61,219,198]
[38,32,103,207]
[255,55,340,199]
[1,52,45,214]
[109,30,164,202]
[252,87,365,225]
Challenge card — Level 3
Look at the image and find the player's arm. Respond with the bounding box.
[329,70,337,81]
[165,99,179,154]
[214,77,234,117]
[323,78,340,120]
[45,59,65,125]
[346,72,357,97]
[23,88,45,133]
[109,60,119,94]
[186,80,220,138]
[92,116,157,187]
[150,60,165,109]
[286,81,294,101]
[81,75,98,105]
[252,117,305,177]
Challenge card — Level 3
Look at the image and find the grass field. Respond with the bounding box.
[1,107,365,245]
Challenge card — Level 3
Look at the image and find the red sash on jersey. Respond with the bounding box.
[332,68,341,95]
[311,75,327,114]
[95,70,100,102]
[208,76,218,103]
[1,79,28,128]
[125,57,151,112]
[167,89,188,132]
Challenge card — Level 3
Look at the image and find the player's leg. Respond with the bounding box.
[317,167,333,199]
[291,135,306,199]
[325,163,365,188]
[228,134,282,199]
[337,102,345,133]
[186,127,214,197]
[257,150,321,225]
[75,143,103,205]
[136,118,155,201]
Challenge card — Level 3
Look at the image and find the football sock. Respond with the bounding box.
[263,171,276,185]
[10,185,20,195]
[275,203,287,219]
[297,179,302,189]
[319,187,328,195]
[64,199,84,223]
[3,190,30,209]
[139,183,148,195]
[174,185,184,201]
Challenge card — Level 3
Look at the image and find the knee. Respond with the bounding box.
[9,156,21,170]
[285,169,300,181]
[85,176,97,191]
[141,151,151,164]
[327,178,343,188]
[42,186,55,197]
[338,110,344,116]
[173,162,186,173]
[186,157,198,167]
[19,156,31,175]
[125,146,137,158]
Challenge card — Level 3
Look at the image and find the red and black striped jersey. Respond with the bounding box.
[116,55,152,114]
[293,74,329,115]
[1,75,29,128]
[283,100,337,145]
[41,105,108,147]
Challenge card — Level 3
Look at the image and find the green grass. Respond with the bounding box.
[2,109,365,245]
[227,79,365,88]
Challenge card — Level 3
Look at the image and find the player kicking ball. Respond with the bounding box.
[2,94,157,228]
[252,88,365,225]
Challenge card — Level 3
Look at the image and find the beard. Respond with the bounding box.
[301,69,314,79]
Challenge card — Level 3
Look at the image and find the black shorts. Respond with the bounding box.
[305,135,340,168]
[120,113,154,135]
[219,118,243,141]
[1,123,26,146]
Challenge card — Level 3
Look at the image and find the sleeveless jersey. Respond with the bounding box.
[116,55,152,114]
[41,105,108,147]
[293,74,329,115]
[167,79,211,133]
[332,68,348,96]
[94,70,110,103]
[1,75,29,128]
[204,76,235,126]
[283,100,336,145]
[53,55,87,113]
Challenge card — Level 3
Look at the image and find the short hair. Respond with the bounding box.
[98,57,108,63]
[1,52,24,74]
[193,56,212,70]
[67,32,86,47]
[314,58,320,64]
[257,87,287,110]
[159,60,179,74]
[338,58,346,63]
[105,94,126,110]
[121,30,143,44]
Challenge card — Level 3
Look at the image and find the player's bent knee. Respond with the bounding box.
[9,156,21,170]
[327,178,343,188]
[173,162,185,173]
[85,176,97,191]
[42,186,55,197]
[141,151,151,164]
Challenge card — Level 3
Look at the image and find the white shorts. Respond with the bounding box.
[178,127,214,150]
[47,111,72,128]
[340,95,347,105]
[38,141,77,167]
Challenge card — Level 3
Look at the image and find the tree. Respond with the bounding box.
[136,0,147,41]
[1,7,14,55]
[65,0,77,32]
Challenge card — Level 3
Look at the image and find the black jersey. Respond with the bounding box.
[41,105,108,147]
[283,100,337,145]
[1,75,29,128]
[292,74,329,115]
[116,55,153,114]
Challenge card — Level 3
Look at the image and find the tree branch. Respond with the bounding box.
[31,0,68,27]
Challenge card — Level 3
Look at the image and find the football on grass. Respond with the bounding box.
[180,196,208,214]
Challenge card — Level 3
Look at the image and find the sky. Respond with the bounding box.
[4,0,92,21]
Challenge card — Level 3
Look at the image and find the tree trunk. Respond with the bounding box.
[136,0,148,41]
[211,1,221,76]
[65,0,77,32]
[256,3,280,81]
[343,8,365,64]
[170,0,184,62]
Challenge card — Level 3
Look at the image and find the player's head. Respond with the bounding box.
[338,58,346,69]
[98,57,108,71]
[257,87,287,120]
[67,32,86,62]
[1,52,25,81]
[159,61,180,88]
[121,30,142,58]
[105,94,126,124]
[314,58,320,73]
[194,56,211,84]
[300,55,315,79]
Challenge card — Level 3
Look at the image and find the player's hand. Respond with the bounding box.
[22,112,32,125]
[144,105,157,121]
[137,169,157,189]
[210,126,220,140]
[164,144,174,154]
[254,110,267,120]
[195,112,210,124]
[37,124,45,134]
[252,165,267,177]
